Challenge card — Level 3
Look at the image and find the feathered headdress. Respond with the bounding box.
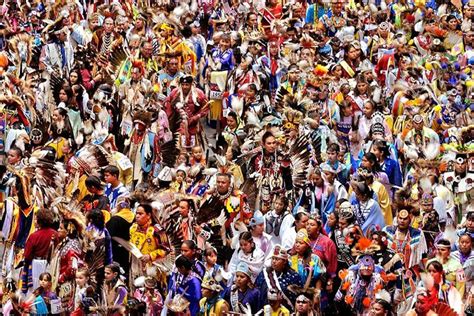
[69,144,111,176]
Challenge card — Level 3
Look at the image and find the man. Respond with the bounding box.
[119,61,153,136]
[402,114,440,160]
[39,23,74,77]
[177,199,195,243]
[104,165,129,214]
[255,246,303,312]
[123,110,160,189]
[91,16,122,54]
[164,75,209,149]
[195,173,250,264]
[156,56,182,96]
[372,231,404,299]
[383,209,428,270]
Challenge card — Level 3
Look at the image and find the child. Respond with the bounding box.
[189,145,206,167]
[170,166,187,193]
[73,268,90,313]
[262,289,290,316]
[202,246,230,286]
[104,165,129,214]
[82,175,109,215]
[37,272,59,314]
[133,277,163,316]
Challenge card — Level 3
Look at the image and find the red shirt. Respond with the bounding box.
[24,228,58,262]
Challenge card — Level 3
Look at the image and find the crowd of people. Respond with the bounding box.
[0,0,473,315]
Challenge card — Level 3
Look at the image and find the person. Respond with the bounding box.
[306,216,338,278]
[21,208,58,294]
[129,204,170,284]
[82,175,109,215]
[101,262,128,316]
[383,209,428,270]
[265,195,296,249]
[106,199,134,278]
[198,275,230,315]
[165,75,209,149]
[428,239,465,297]
[166,255,202,316]
[368,298,392,316]
[261,289,291,316]
[228,231,266,277]
[223,261,261,314]
[349,179,385,234]
[104,165,129,214]
[132,277,164,316]
[293,292,318,316]
[180,240,206,280]
[290,228,326,287]
[255,245,303,312]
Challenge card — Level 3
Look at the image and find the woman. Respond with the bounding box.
[49,107,74,139]
[199,276,230,315]
[359,152,390,189]
[101,262,128,316]
[424,260,464,315]
[370,139,402,188]
[248,211,272,257]
[306,216,337,278]
[341,42,362,79]
[69,68,89,117]
[368,298,392,316]
[181,240,206,280]
[290,229,326,287]
[222,111,246,147]
[286,211,310,250]
[349,180,385,235]
[430,239,465,297]
[223,262,261,314]
[21,209,58,294]
[228,231,266,277]
[265,195,295,249]
[130,204,170,284]
[166,255,202,316]
[84,209,113,294]
[50,218,83,311]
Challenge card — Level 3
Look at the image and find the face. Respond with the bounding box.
[369,302,386,316]
[58,222,68,239]
[142,42,153,58]
[104,172,117,184]
[397,214,410,230]
[327,212,337,228]
[247,14,257,27]
[269,43,279,56]
[220,38,231,50]
[192,147,203,160]
[348,47,360,60]
[176,171,185,183]
[454,157,467,174]
[327,150,337,162]
[178,201,190,217]
[205,251,217,265]
[167,58,179,74]
[427,265,442,284]
[363,102,374,118]
[59,89,68,102]
[273,198,286,214]
[310,173,323,186]
[76,272,88,287]
[306,218,320,236]
[240,239,253,254]
[295,299,310,313]
[7,149,21,165]
[459,235,472,254]
[361,156,373,168]
[295,240,309,255]
[436,246,450,260]
[271,257,287,272]
[104,268,117,282]
[135,206,151,226]
[415,295,432,314]
[296,214,309,231]
[252,222,265,235]
[181,82,192,95]
[235,272,249,289]
[289,71,299,82]
[227,116,237,129]
[467,217,474,232]
[39,276,51,289]
[131,67,142,82]
[263,136,277,153]
[70,72,78,84]
[181,243,194,259]
[104,17,114,33]
[216,175,230,194]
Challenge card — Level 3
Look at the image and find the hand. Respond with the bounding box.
[193,224,202,234]
[93,74,102,82]
[387,273,397,281]
[140,255,151,263]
